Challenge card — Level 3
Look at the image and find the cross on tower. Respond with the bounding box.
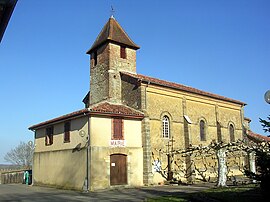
[110,6,115,18]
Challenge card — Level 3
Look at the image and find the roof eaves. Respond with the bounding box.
[89,110,144,119]
[88,101,144,118]
[28,108,89,131]
[247,130,270,142]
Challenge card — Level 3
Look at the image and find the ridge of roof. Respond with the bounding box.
[86,17,140,54]
[89,101,144,117]
[121,71,246,106]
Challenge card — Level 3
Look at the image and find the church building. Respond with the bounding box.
[29,16,248,190]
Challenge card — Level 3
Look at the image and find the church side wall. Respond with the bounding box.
[145,85,244,184]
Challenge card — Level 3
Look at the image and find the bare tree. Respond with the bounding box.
[4,141,34,168]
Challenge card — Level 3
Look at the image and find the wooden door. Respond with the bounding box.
[110,154,127,185]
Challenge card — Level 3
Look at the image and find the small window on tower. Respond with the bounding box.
[93,51,97,66]
[120,46,126,59]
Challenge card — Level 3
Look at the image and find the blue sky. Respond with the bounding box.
[0,0,269,164]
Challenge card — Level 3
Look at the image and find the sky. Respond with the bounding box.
[0,0,269,164]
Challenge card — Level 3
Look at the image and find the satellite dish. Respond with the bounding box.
[264,90,270,104]
[79,130,86,137]
[28,141,33,147]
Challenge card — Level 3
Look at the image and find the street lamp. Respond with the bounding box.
[264,90,270,104]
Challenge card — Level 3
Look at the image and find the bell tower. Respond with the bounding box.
[86,16,140,105]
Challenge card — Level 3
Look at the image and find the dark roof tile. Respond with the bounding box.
[87,17,140,54]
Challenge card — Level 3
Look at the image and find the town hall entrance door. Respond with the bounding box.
[110,154,127,185]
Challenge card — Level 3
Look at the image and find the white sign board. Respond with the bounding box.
[110,140,126,147]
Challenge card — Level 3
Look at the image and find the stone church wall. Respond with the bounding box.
[90,43,109,104]
[145,85,244,184]
[121,77,141,110]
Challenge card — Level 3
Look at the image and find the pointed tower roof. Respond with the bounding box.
[86,16,140,54]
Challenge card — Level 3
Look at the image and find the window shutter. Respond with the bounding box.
[113,118,123,140]
[64,122,70,142]
[50,134,53,145]
[45,127,50,145]
[45,135,48,146]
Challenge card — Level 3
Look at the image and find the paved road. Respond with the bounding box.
[0,183,213,201]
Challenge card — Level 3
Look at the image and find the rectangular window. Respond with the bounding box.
[120,46,126,59]
[64,122,71,143]
[45,126,53,146]
[112,118,123,140]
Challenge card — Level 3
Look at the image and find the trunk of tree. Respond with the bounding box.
[249,151,256,174]
[249,151,256,183]
[216,147,227,187]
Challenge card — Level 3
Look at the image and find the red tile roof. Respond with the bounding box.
[28,108,89,130]
[29,102,144,130]
[247,130,270,142]
[86,17,140,54]
[121,72,246,106]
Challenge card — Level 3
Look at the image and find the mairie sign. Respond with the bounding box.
[110,140,126,147]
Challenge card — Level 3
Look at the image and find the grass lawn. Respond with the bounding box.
[147,184,265,202]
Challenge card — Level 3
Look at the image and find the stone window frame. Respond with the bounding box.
[198,117,207,141]
[160,112,172,139]
[228,122,235,142]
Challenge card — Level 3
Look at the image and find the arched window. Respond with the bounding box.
[200,120,206,141]
[162,116,170,138]
[229,124,235,142]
